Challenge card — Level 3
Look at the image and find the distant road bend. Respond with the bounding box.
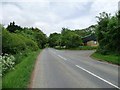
[31,48,119,88]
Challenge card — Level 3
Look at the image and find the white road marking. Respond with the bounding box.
[75,65,120,89]
[50,50,67,61]
[58,55,67,61]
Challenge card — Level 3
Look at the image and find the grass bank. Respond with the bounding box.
[2,50,41,88]
[91,52,120,65]
[55,46,97,50]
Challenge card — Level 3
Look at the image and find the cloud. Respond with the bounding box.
[1,0,119,36]
[90,0,119,16]
[0,3,2,23]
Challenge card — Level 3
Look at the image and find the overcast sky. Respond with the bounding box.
[0,0,119,36]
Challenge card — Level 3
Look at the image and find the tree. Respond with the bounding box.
[96,11,120,54]
[96,12,110,54]
[15,27,47,48]
[61,28,82,48]
[34,31,47,48]
[74,25,97,38]
[48,33,61,47]
[7,21,22,33]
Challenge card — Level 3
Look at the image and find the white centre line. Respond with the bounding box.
[76,65,120,89]
[50,50,67,61]
[58,55,67,61]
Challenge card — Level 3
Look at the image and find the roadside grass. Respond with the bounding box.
[2,50,41,88]
[55,46,97,50]
[91,52,120,65]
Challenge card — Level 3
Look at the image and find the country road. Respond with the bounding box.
[31,48,119,88]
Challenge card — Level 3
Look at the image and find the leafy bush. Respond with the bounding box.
[17,34,39,51]
[15,27,47,48]
[2,50,40,88]
[61,28,82,48]
[96,47,109,55]
[2,30,26,54]
[96,12,120,54]
[0,54,15,75]
[2,29,39,54]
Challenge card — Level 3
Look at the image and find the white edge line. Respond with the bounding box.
[75,65,120,89]
[58,55,67,61]
[50,50,67,61]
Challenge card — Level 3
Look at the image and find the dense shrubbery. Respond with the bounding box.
[2,22,47,55]
[61,28,82,48]
[0,54,15,75]
[6,22,47,48]
[2,50,40,88]
[96,11,120,55]
[48,33,61,47]
[48,28,84,48]
[1,22,47,75]
[14,27,47,49]
[48,22,96,48]
[2,29,39,54]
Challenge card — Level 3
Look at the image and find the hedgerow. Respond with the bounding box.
[2,29,39,54]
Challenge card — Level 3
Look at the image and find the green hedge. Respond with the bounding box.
[2,29,39,54]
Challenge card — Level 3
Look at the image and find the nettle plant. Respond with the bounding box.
[0,53,15,76]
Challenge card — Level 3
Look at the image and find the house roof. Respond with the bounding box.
[82,34,97,43]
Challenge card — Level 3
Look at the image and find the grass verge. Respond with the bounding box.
[91,52,120,65]
[2,50,41,88]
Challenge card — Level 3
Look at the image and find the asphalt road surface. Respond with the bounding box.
[31,48,119,88]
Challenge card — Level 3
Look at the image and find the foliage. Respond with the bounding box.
[1,54,15,75]
[2,50,40,88]
[17,34,39,51]
[7,21,22,33]
[2,22,47,75]
[48,28,82,48]
[15,27,47,48]
[34,30,47,48]
[61,28,82,48]
[2,29,39,54]
[48,33,61,47]
[5,22,47,49]
[48,26,96,48]
[96,11,120,55]
[74,25,97,37]
[2,22,46,87]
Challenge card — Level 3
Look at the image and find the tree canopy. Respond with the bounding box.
[2,22,47,54]
[96,11,120,54]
